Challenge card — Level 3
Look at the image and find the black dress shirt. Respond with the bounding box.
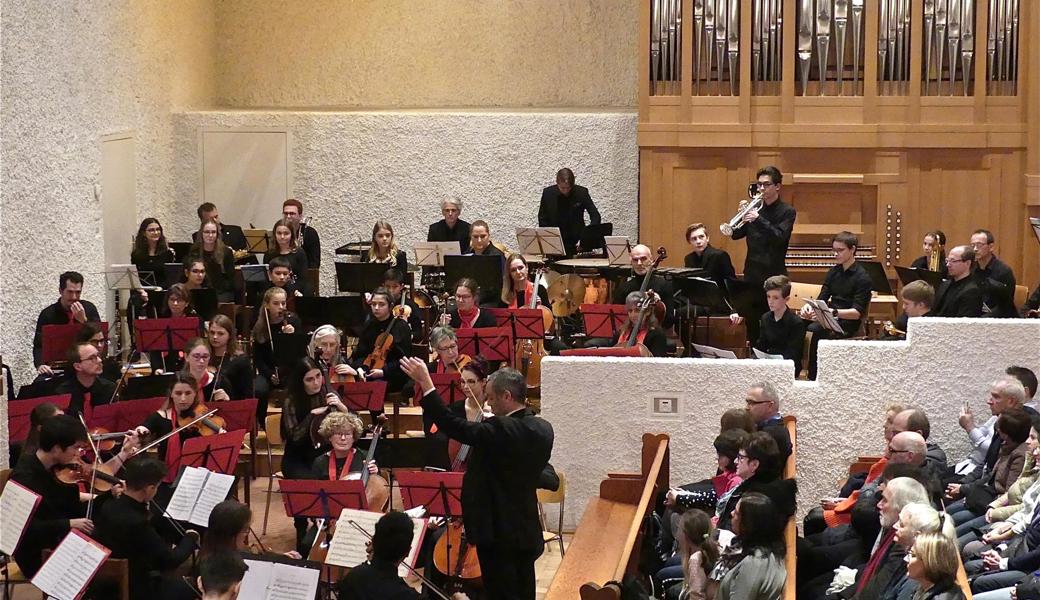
[1027,285,1040,313]
[974,255,1018,317]
[188,248,236,301]
[755,309,805,375]
[427,219,471,254]
[538,184,601,255]
[10,452,85,577]
[300,224,321,267]
[349,316,413,392]
[33,300,101,367]
[281,392,327,479]
[55,375,117,418]
[251,314,304,381]
[263,249,310,289]
[131,248,178,289]
[335,558,422,600]
[935,276,985,317]
[910,255,949,278]
[730,198,796,283]
[613,274,675,327]
[684,245,736,286]
[362,249,409,276]
[92,494,197,600]
[209,353,253,400]
[193,223,248,253]
[819,261,874,335]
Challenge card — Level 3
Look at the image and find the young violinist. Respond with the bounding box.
[188,219,236,302]
[613,291,669,357]
[441,278,495,329]
[263,218,309,292]
[130,217,177,289]
[345,288,413,392]
[134,372,222,484]
[382,268,424,338]
[9,414,97,577]
[203,499,301,559]
[500,253,549,308]
[251,287,302,412]
[364,219,408,272]
[207,315,253,402]
[147,283,198,374]
[311,411,380,480]
[18,402,63,460]
[92,456,200,600]
[181,338,231,404]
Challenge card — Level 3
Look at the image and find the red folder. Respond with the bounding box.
[455,326,512,362]
[561,346,646,358]
[395,470,465,518]
[87,396,165,432]
[580,304,628,338]
[412,372,466,406]
[42,322,109,364]
[212,398,259,434]
[8,394,72,444]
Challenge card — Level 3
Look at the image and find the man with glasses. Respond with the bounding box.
[192,202,252,264]
[745,381,792,461]
[56,341,117,419]
[934,245,984,317]
[970,228,1018,317]
[282,198,321,268]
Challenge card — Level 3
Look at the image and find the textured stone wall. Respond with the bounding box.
[169,110,640,296]
[213,0,639,108]
[0,0,216,454]
[540,318,1040,530]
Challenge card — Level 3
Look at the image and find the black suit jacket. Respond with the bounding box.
[301,224,321,267]
[731,198,796,283]
[33,300,101,366]
[538,184,601,254]
[427,219,471,254]
[420,389,553,551]
[935,276,984,317]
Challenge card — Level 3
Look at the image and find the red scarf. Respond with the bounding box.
[162,409,182,484]
[509,282,536,309]
[856,529,897,593]
[327,449,357,481]
[458,307,480,329]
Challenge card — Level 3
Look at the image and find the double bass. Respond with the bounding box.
[512,268,553,391]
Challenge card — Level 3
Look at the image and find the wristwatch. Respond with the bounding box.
[832,308,839,317]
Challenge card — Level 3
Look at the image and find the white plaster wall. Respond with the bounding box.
[541,318,1040,530]
[0,1,217,467]
[169,110,640,296]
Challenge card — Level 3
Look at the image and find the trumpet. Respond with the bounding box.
[720,183,765,237]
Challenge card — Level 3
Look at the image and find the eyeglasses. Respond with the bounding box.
[945,258,967,264]
[734,453,749,462]
[436,343,458,352]
[887,447,911,455]
[78,354,102,363]
[745,398,772,406]
[756,181,776,189]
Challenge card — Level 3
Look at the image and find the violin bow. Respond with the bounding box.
[130,408,219,457]
[78,414,103,520]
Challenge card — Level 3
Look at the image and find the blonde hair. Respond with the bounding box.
[911,532,961,586]
[368,220,400,265]
[251,287,288,344]
[318,411,364,441]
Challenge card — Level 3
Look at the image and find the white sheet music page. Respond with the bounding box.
[31,531,110,600]
[324,508,383,568]
[0,480,41,555]
[240,559,320,600]
[165,466,207,521]
[399,517,428,578]
[189,470,236,526]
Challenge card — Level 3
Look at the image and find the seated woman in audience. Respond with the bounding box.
[188,219,236,302]
[714,492,787,600]
[346,288,412,392]
[753,275,805,377]
[888,502,957,600]
[664,429,749,531]
[720,407,755,433]
[947,408,1032,526]
[500,253,548,308]
[612,290,669,357]
[131,217,176,289]
[717,432,796,532]
[206,315,252,402]
[440,278,495,329]
[251,287,302,416]
[656,509,720,600]
[906,532,966,600]
[181,337,230,404]
[263,218,309,293]
[364,220,408,272]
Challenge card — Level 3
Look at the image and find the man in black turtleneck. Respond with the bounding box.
[935,245,984,317]
[970,228,1018,317]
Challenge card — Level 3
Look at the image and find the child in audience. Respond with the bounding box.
[667,509,720,600]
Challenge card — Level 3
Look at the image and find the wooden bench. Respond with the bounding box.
[544,433,669,600]
[783,415,797,600]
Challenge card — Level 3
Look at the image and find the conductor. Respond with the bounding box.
[401,357,554,600]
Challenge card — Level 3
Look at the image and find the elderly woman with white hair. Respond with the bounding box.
[886,503,957,600]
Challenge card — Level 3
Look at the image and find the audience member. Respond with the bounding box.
[906,533,967,600]
[717,432,796,532]
[715,492,787,600]
[887,503,957,600]
[745,382,793,461]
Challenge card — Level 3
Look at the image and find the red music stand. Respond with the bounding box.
[212,399,259,434]
[561,346,646,357]
[580,303,628,338]
[506,308,547,340]
[8,395,72,444]
[135,317,201,353]
[483,308,512,327]
[395,470,464,518]
[331,380,387,413]
[88,396,165,432]
[412,372,465,406]
[279,479,370,518]
[42,322,110,363]
[179,429,247,475]
[455,327,513,363]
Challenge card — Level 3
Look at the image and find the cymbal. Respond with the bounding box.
[547,274,586,317]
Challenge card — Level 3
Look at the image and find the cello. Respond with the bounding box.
[615,290,658,357]
[512,268,553,391]
[636,246,668,322]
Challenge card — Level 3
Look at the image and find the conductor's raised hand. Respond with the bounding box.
[400,357,434,394]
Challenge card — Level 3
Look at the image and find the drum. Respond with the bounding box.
[550,258,624,305]
[410,288,437,342]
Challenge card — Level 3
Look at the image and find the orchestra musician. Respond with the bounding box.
[311,411,379,481]
[467,219,505,257]
[538,167,601,256]
[92,456,200,600]
[427,198,471,254]
[798,231,873,381]
[500,253,549,308]
[263,218,310,294]
[193,202,251,264]
[345,288,413,393]
[402,358,553,600]
[753,275,805,376]
[251,255,304,304]
[441,278,496,329]
[684,222,736,287]
[197,551,248,600]
[251,287,301,411]
[188,219,236,303]
[970,228,1019,317]
[146,283,197,374]
[55,341,117,419]
[74,321,121,382]
[34,271,100,375]
[883,280,935,340]
[613,291,669,357]
[612,244,675,327]
[910,230,949,277]
[934,245,985,317]
[1025,284,1040,316]
[182,258,208,293]
[428,326,465,374]
[382,268,424,337]
[364,220,409,273]
[207,314,253,402]
[9,414,98,577]
[181,338,231,404]
[282,198,321,268]
[130,218,176,289]
[202,499,301,559]
[134,373,223,483]
[18,402,63,460]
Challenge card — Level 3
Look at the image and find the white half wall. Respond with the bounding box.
[540,317,1040,531]
[170,110,640,295]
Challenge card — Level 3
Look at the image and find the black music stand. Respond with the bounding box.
[179,430,247,475]
[861,261,894,295]
[355,436,449,471]
[272,332,312,375]
[578,223,613,253]
[136,317,200,355]
[168,242,193,262]
[444,255,503,303]
[123,374,175,400]
[331,380,387,413]
[335,262,388,294]
[163,263,185,287]
[16,379,61,400]
[579,304,627,338]
[190,289,219,321]
[294,296,368,336]
[894,266,945,290]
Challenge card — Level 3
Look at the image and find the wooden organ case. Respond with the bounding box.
[638,0,1040,287]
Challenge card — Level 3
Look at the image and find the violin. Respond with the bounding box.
[55,458,123,493]
[177,402,227,436]
[364,288,411,375]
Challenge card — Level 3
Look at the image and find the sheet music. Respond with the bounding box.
[752,348,784,360]
[31,531,110,600]
[189,471,236,526]
[804,298,844,333]
[165,466,208,521]
[0,481,41,555]
[240,559,321,600]
[604,236,632,266]
[691,343,739,359]
[325,508,427,577]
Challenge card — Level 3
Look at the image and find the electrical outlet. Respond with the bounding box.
[654,396,678,414]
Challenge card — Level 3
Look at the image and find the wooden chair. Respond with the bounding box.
[537,471,567,555]
[1015,285,1029,310]
[262,413,285,535]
